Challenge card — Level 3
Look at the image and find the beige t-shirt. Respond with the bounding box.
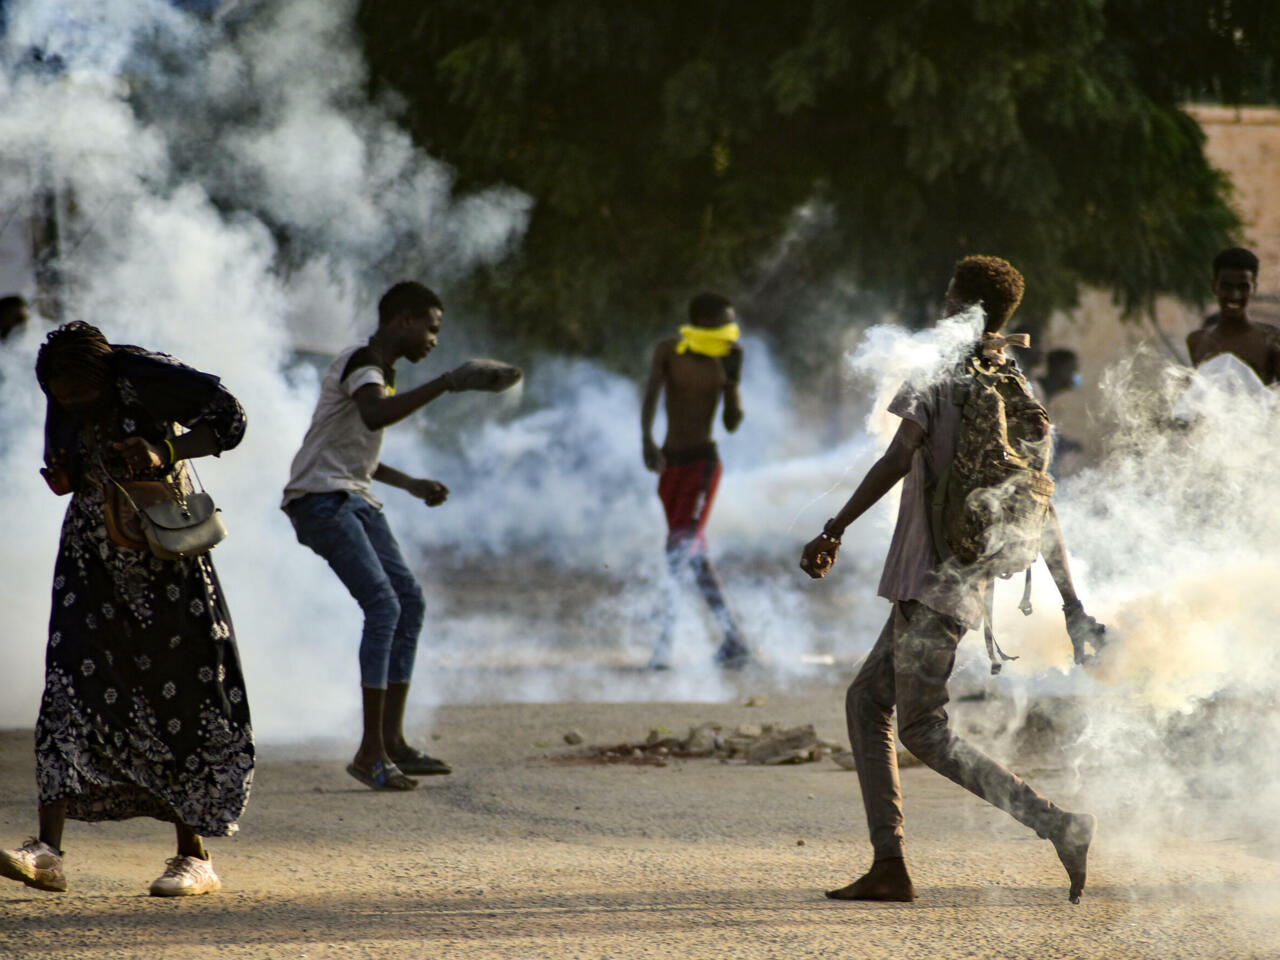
[282,344,392,510]
[876,378,985,630]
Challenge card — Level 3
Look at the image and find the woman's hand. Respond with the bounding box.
[113,438,167,477]
[41,452,73,496]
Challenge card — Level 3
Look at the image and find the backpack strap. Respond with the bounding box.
[1018,566,1034,615]
[982,578,1020,675]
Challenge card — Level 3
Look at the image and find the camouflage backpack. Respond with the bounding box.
[930,348,1055,587]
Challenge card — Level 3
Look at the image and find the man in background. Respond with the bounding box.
[1187,247,1280,385]
[640,292,752,671]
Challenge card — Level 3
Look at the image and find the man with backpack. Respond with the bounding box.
[799,256,1104,905]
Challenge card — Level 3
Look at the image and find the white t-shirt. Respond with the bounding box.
[282,344,394,510]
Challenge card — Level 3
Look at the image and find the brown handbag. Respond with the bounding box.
[100,463,227,560]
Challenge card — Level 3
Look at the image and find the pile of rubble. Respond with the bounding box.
[556,722,922,769]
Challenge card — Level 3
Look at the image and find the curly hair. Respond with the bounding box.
[1212,247,1259,280]
[35,320,114,394]
[951,255,1025,332]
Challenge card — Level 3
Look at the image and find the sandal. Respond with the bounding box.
[345,760,418,791]
[389,746,452,776]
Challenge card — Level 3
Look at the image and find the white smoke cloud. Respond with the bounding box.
[0,0,529,741]
[955,340,1280,871]
[3,10,1277,887]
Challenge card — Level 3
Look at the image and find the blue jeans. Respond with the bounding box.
[287,492,426,689]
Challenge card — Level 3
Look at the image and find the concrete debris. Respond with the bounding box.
[685,722,724,754]
[563,730,585,745]
[828,748,922,771]
[746,724,819,765]
[558,719,871,768]
[830,751,857,771]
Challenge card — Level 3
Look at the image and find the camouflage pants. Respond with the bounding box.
[846,601,1066,860]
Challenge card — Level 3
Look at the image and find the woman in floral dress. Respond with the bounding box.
[0,322,253,898]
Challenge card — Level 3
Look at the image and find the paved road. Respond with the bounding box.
[1,694,1277,959]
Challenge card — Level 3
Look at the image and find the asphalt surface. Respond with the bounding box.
[1,693,1278,959]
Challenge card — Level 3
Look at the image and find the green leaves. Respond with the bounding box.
[356,0,1274,362]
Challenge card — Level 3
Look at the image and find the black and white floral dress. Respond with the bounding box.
[36,347,253,837]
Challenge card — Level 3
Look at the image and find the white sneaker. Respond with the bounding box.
[149,855,222,897]
[0,838,66,892]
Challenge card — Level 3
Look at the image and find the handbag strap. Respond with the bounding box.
[93,451,146,513]
[93,443,192,513]
[184,454,208,494]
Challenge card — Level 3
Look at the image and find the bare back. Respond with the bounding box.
[1187,319,1280,385]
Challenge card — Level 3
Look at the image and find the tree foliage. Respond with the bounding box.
[356,1,1280,360]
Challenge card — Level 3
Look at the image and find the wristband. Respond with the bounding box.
[163,438,176,466]
[819,518,842,545]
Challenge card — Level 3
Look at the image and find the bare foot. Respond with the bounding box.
[1051,812,1096,904]
[825,857,916,902]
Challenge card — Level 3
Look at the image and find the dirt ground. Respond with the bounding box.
[2,680,1278,960]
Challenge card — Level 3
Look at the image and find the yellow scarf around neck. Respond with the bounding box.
[675,322,740,358]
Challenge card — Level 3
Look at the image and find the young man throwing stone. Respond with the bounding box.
[283,281,520,790]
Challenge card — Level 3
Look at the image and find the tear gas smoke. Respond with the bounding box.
[974,342,1280,863]
[0,0,529,740]
[0,0,887,740]
[2,12,1278,882]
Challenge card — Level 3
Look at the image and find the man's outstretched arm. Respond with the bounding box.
[799,418,924,578]
[641,342,669,472]
[1041,506,1106,663]
[353,378,451,431]
[353,360,522,432]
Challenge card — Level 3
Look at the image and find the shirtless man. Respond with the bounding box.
[640,292,751,670]
[1187,247,1280,385]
